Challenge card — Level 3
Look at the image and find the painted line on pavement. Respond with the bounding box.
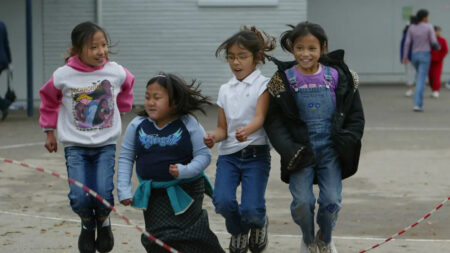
[2,210,450,243]
[366,127,450,132]
[0,142,45,150]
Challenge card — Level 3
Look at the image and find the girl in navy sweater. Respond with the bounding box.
[117,73,224,253]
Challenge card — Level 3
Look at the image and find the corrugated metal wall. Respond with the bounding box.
[42,0,96,82]
[308,0,450,83]
[42,0,307,104]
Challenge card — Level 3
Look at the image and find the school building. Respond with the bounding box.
[1,0,449,106]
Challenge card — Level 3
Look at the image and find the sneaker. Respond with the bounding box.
[405,89,413,97]
[431,91,439,98]
[249,217,268,253]
[78,227,96,253]
[413,106,423,112]
[315,231,338,253]
[95,216,114,252]
[1,108,8,121]
[230,233,249,253]
[300,239,317,253]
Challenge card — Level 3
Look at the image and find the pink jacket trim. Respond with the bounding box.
[39,76,62,128]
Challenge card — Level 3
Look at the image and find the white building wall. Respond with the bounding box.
[4,0,450,103]
[42,0,96,82]
[308,0,450,83]
[100,0,307,103]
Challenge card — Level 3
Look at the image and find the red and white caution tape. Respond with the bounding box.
[359,196,450,253]
[1,158,181,253]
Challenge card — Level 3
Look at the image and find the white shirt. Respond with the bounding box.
[217,69,269,155]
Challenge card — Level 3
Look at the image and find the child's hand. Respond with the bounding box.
[120,198,133,206]
[45,130,57,153]
[203,133,216,148]
[235,127,248,142]
[169,164,179,178]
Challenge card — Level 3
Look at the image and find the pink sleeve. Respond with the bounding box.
[39,76,62,128]
[117,67,134,113]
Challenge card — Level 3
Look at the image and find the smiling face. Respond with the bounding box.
[144,82,176,127]
[79,31,108,67]
[226,43,257,81]
[292,33,325,75]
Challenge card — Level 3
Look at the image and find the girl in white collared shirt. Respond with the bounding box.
[203,26,275,253]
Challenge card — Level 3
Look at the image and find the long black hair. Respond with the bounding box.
[137,73,212,118]
[65,21,112,62]
[280,21,328,53]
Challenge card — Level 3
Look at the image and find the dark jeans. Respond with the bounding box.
[213,145,271,235]
[64,144,116,222]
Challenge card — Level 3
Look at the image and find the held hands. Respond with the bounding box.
[120,198,133,206]
[203,133,216,148]
[235,127,248,142]
[45,131,57,153]
[169,164,179,178]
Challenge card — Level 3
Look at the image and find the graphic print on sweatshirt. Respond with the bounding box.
[72,79,114,130]
[139,128,183,149]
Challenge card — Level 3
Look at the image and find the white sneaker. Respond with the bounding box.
[300,239,317,253]
[315,231,338,253]
[405,89,413,97]
[413,106,423,112]
[431,91,439,98]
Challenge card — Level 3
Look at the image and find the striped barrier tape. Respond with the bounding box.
[359,196,450,252]
[1,158,181,253]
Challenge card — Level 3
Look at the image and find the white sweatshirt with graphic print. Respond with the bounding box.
[39,56,134,147]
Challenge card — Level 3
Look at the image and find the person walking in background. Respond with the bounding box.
[204,26,275,253]
[117,73,224,253]
[264,22,365,253]
[402,9,440,112]
[0,20,12,120]
[400,16,417,97]
[39,21,134,253]
[428,25,448,98]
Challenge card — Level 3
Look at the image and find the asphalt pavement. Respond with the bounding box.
[1,84,450,253]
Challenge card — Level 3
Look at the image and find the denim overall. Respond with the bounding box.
[286,66,342,244]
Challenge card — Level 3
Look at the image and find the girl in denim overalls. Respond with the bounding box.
[264,22,365,253]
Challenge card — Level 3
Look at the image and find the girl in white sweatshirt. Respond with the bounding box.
[39,21,134,253]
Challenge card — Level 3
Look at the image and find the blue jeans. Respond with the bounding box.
[289,147,342,244]
[411,51,431,109]
[213,146,270,235]
[64,144,116,223]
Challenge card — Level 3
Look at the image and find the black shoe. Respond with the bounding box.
[1,98,11,121]
[95,219,114,252]
[230,233,249,253]
[249,217,268,253]
[78,227,96,253]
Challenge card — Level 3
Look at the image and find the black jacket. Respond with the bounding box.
[264,50,365,183]
[0,21,11,72]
